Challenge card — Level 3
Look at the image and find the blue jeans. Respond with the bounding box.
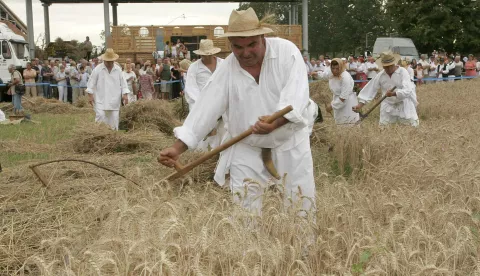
[12,93,22,113]
[43,81,52,98]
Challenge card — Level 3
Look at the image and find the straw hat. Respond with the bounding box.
[179,59,192,71]
[193,39,221,56]
[101,48,119,61]
[220,8,274,37]
[379,50,400,67]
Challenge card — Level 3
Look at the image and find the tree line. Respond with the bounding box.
[238,0,480,57]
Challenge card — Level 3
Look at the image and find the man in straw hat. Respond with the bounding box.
[184,39,225,151]
[353,50,419,126]
[86,48,130,130]
[159,7,318,215]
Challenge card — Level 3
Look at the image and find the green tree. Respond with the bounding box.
[238,2,290,24]
[238,0,392,58]
[386,0,480,54]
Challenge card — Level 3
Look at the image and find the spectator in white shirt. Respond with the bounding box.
[346,56,357,78]
[365,55,379,80]
[303,55,313,77]
[418,54,430,78]
[476,57,480,76]
[427,56,438,83]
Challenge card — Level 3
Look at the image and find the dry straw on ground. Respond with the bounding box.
[21,97,92,114]
[119,100,182,135]
[69,123,170,154]
[1,79,480,275]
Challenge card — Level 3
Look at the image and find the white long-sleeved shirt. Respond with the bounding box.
[184,57,223,110]
[365,62,379,79]
[317,69,359,124]
[312,62,325,72]
[358,67,418,120]
[418,59,430,76]
[356,63,367,75]
[175,37,313,151]
[86,63,130,110]
[347,62,357,76]
[441,62,456,75]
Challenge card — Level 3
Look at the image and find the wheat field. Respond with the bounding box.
[1,79,480,275]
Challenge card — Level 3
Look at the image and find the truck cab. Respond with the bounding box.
[0,23,29,82]
[373,37,419,62]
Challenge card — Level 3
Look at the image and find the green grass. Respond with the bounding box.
[0,113,93,168]
[1,152,50,166]
[0,113,93,144]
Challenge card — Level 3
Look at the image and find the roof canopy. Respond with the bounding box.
[41,0,296,3]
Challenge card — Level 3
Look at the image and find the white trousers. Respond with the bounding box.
[229,134,315,216]
[95,109,120,130]
[0,109,5,121]
[58,85,67,102]
[379,109,419,127]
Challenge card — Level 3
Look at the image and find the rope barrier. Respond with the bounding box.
[0,79,182,88]
[309,75,478,83]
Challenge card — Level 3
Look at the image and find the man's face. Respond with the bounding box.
[157,58,162,65]
[316,60,321,65]
[319,55,325,61]
[455,57,460,62]
[348,57,353,63]
[229,35,266,68]
[303,56,308,62]
[383,64,396,75]
[105,61,114,68]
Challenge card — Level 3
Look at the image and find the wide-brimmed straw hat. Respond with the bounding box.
[220,8,274,37]
[193,39,221,56]
[101,48,119,61]
[378,50,401,67]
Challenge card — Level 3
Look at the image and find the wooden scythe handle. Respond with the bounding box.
[163,105,294,181]
[360,86,397,119]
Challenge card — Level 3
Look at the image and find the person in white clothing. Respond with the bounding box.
[365,55,379,80]
[418,54,430,80]
[317,58,360,125]
[0,108,5,122]
[184,40,223,110]
[476,57,480,76]
[184,39,225,151]
[427,56,438,83]
[56,65,68,102]
[346,56,357,78]
[123,63,137,103]
[159,8,318,216]
[353,51,419,127]
[86,48,130,130]
[442,56,456,82]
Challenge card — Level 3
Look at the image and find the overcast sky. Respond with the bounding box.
[5,0,238,47]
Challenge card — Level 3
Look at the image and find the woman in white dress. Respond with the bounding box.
[122,63,137,103]
[317,58,360,125]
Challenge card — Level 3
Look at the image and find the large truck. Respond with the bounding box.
[0,22,30,81]
[0,23,30,102]
[372,37,419,61]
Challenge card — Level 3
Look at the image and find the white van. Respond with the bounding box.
[373,37,419,61]
[0,23,30,82]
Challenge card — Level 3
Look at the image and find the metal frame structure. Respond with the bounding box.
[25,0,308,59]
